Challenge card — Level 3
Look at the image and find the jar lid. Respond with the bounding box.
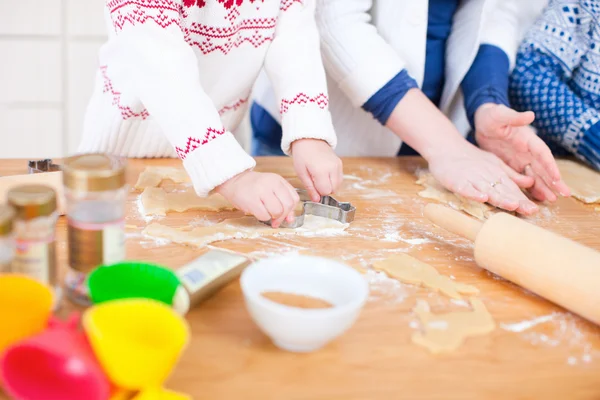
[0,205,15,235]
[7,185,57,220]
[63,154,126,192]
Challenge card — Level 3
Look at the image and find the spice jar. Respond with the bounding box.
[0,205,15,273]
[63,154,127,306]
[7,185,58,291]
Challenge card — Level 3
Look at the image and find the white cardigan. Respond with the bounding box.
[254,0,547,156]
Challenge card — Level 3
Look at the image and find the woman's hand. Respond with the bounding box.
[427,141,540,215]
[474,103,570,201]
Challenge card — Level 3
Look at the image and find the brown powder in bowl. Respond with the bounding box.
[261,291,333,309]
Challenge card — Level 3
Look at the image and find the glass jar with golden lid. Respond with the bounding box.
[63,154,128,306]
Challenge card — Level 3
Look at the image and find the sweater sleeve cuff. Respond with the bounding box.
[362,69,418,126]
[280,104,337,155]
[182,132,256,196]
[465,87,510,129]
[578,121,600,170]
[462,44,510,129]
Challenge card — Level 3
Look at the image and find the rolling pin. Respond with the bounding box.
[424,204,600,325]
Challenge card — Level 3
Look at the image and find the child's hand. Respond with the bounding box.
[291,138,343,202]
[428,142,540,215]
[215,170,300,228]
[474,103,570,202]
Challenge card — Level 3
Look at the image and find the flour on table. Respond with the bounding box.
[557,159,600,204]
[372,254,479,299]
[134,166,190,189]
[140,187,235,216]
[500,313,559,333]
[416,170,493,220]
[411,298,495,353]
[143,215,348,248]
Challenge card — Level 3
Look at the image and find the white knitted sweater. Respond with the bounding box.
[79,0,336,196]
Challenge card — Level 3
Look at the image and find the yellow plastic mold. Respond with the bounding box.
[0,274,53,353]
[133,387,192,400]
[83,299,190,390]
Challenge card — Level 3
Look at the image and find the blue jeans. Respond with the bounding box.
[250,102,285,156]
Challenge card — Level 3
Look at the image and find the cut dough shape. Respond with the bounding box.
[411,298,495,353]
[135,167,190,190]
[140,187,235,216]
[373,254,479,299]
[557,159,600,204]
[143,215,348,247]
[416,170,493,220]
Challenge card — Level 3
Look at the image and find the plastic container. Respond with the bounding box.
[0,314,111,400]
[0,274,53,354]
[87,261,189,314]
[63,154,127,306]
[240,255,369,352]
[83,299,190,390]
[7,185,59,297]
[0,205,15,273]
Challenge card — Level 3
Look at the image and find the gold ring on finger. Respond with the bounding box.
[490,181,501,188]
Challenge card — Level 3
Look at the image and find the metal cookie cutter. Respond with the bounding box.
[28,159,62,174]
[261,189,356,228]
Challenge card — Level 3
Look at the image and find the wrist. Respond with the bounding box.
[215,169,251,194]
[421,136,473,162]
[290,138,327,154]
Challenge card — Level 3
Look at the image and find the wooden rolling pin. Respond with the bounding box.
[424,204,600,325]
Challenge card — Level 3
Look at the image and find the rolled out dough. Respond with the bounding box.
[416,171,493,220]
[140,187,235,216]
[373,254,479,299]
[135,167,190,190]
[143,215,348,247]
[411,298,495,353]
[557,159,600,204]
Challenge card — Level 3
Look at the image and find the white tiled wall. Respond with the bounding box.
[0,0,105,158]
[0,0,250,159]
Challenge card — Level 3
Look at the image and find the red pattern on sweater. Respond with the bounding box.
[186,16,276,54]
[184,0,267,10]
[280,93,328,114]
[218,97,249,115]
[280,0,304,11]
[100,66,150,120]
[108,0,182,31]
[109,0,276,55]
[175,128,227,159]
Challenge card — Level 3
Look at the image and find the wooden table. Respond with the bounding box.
[2,157,600,400]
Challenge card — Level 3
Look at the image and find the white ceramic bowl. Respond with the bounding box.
[240,255,369,352]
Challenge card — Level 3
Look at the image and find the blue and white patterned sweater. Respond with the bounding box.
[510,0,600,170]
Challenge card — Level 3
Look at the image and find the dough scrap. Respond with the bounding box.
[140,187,235,216]
[411,298,495,353]
[557,159,600,204]
[373,254,479,299]
[143,215,348,247]
[135,167,190,190]
[416,171,493,220]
